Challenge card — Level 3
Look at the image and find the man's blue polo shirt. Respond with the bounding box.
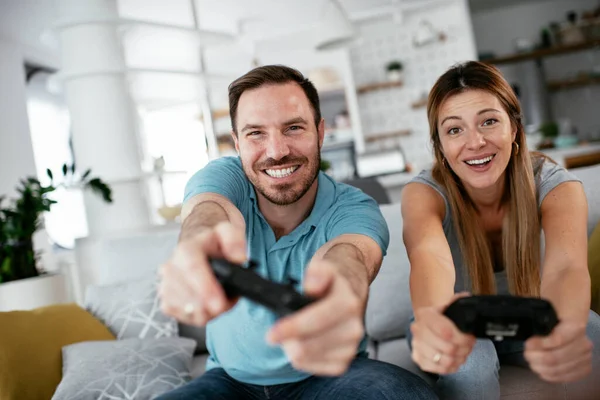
[183,156,389,385]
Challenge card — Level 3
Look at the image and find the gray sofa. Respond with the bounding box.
[80,164,600,399]
[184,164,600,399]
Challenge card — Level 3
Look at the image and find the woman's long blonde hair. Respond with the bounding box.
[427,61,541,296]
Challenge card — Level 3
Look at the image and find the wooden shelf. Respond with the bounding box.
[411,98,428,109]
[199,108,229,121]
[547,75,600,91]
[364,129,410,143]
[357,80,403,94]
[483,39,600,65]
[564,150,600,169]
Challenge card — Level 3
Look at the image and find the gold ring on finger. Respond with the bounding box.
[183,302,195,316]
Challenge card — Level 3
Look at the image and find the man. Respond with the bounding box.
[157,65,436,399]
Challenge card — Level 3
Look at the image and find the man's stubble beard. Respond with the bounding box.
[243,151,321,206]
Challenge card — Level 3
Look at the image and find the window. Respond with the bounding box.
[138,102,209,223]
[26,69,88,249]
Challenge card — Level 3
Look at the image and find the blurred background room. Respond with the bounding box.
[1,0,600,309]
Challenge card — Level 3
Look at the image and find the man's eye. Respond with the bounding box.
[248,131,262,136]
[288,125,302,131]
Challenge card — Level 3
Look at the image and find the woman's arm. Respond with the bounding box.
[525,181,593,384]
[402,183,456,310]
[402,183,477,375]
[540,181,591,324]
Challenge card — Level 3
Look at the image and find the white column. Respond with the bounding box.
[54,0,151,236]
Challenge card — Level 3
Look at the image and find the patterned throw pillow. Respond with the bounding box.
[51,337,195,400]
[85,277,178,339]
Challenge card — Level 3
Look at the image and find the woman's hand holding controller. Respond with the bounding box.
[410,293,476,374]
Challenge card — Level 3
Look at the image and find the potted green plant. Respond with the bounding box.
[320,159,332,172]
[536,121,559,149]
[0,164,111,310]
[386,60,404,82]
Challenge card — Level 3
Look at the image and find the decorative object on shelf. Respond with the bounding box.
[536,121,559,149]
[320,159,332,172]
[356,147,408,178]
[158,204,182,222]
[540,28,553,49]
[153,156,167,207]
[334,109,351,129]
[385,60,404,82]
[309,67,343,92]
[513,37,535,53]
[559,11,586,46]
[0,164,112,285]
[412,20,446,48]
[538,121,559,138]
[152,156,183,223]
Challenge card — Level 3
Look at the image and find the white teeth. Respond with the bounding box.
[265,166,298,178]
[466,155,493,165]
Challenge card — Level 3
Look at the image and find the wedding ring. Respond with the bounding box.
[183,303,195,316]
[433,352,442,364]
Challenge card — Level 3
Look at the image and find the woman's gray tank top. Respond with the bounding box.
[409,159,580,294]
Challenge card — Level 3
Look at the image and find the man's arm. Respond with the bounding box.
[179,193,246,242]
[310,234,382,305]
[266,233,381,376]
[159,192,247,326]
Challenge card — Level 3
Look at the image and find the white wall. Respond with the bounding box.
[0,38,38,198]
[348,0,478,171]
[471,0,600,140]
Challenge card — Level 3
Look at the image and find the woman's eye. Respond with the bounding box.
[448,127,461,135]
[483,118,498,126]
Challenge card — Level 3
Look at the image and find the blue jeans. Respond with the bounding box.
[407,310,600,400]
[156,355,438,400]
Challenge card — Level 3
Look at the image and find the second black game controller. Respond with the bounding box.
[210,258,316,316]
[443,295,559,341]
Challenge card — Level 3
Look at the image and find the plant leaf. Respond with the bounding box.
[87,178,113,203]
[1,257,11,275]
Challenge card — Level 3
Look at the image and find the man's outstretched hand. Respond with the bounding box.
[159,222,247,327]
[266,259,364,376]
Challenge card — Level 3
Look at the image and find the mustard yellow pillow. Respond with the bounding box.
[590,221,600,314]
[0,303,115,400]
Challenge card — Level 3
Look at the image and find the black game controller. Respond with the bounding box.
[443,295,559,341]
[210,258,316,316]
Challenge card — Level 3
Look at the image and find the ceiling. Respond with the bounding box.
[0,0,558,66]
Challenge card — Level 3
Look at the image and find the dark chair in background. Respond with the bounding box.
[343,177,391,205]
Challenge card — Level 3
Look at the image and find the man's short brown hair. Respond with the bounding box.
[228,65,321,135]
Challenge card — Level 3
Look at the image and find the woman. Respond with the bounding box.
[402,60,600,400]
